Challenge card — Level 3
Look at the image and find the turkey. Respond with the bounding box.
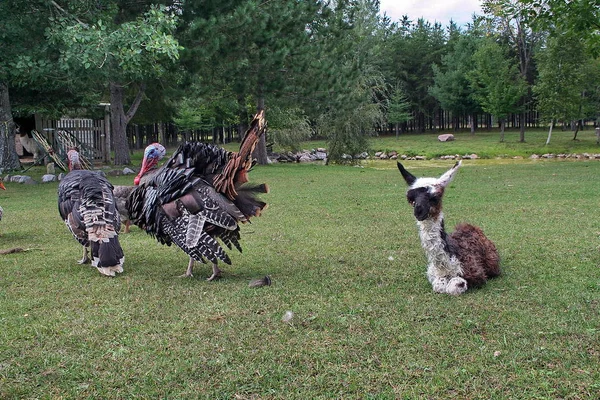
[113,143,166,233]
[58,149,125,276]
[126,110,268,280]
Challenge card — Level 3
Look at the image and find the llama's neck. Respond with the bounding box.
[416,213,462,278]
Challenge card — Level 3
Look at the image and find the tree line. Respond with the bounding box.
[0,0,598,169]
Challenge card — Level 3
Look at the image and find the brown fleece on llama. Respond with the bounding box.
[448,223,500,287]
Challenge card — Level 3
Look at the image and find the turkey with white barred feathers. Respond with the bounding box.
[126,110,268,281]
[58,149,125,276]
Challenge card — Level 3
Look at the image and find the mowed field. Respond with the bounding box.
[1,131,599,398]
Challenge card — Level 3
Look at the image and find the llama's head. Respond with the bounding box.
[397,161,461,221]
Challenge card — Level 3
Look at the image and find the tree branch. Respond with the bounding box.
[125,83,146,124]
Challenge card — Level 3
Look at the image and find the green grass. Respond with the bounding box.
[271,127,600,160]
[1,157,599,399]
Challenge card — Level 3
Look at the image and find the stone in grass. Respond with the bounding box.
[438,134,455,142]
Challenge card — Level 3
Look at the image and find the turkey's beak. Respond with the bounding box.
[0,181,5,190]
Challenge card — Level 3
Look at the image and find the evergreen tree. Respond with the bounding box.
[468,38,527,141]
[430,31,481,134]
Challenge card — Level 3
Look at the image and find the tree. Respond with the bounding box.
[533,33,587,144]
[0,0,54,171]
[178,0,330,164]
[468,38,527,141]
[267,106,314,152]
[518,0,600,56]
[49,3,180,165]
[387,85,413,138]
[483,0,542,142]
[430,32,481,134]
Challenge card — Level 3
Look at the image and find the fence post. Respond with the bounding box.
[100,103,111,163]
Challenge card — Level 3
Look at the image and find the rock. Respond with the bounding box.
[438,134,455,142]
[314,151,327,160]
[530,154,540,159]
[10,175,36,184]
[58,173,65,181]
[46,163,56,175]
[374,151,383,157]
[42,174,56,183]
[123,167,135,175]
[390,154,398,160]
[415,156,427,160]
[298,154,313,162]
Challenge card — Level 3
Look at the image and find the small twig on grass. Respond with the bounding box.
[0,248,41,255]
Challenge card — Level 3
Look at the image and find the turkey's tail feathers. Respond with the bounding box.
[238,109,266,162]
[214,110,266,200]
[90,236,125,276]
[235,183,269,219]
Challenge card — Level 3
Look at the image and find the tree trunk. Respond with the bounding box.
[469,114,475,135]
[545,120,554,145]
[519,111,526,142]
[109,81,146,165]
[571,120,580,140]
[253,95,268,165]
[500,119,506,143]
[0,83,21,172]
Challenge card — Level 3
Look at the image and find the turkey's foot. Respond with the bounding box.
[78,247,90,264]
[206,264,221,281]
[97,267,116,277]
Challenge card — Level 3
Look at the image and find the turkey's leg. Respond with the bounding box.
[206,263,221,281]
[78,246,90,264]
[180,257,194,278]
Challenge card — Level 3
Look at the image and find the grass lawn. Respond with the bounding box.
[267,127,600,160]
[1,148,599,398]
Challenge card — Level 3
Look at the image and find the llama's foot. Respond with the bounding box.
[446,277,468,295]
[431,276,467,295]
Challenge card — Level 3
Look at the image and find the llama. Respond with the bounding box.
[397,161,500,295]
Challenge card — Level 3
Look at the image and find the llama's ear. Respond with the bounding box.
[397,162,417,186]
[437,160,461,188]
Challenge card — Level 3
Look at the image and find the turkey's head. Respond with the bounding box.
[67,148,83,171]
[134,143,166,185]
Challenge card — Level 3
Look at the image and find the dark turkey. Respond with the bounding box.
[113,143,166,233]
[58,150,124,276]
[126,110,268,280]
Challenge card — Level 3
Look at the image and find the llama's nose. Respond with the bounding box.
[414,206,429,221]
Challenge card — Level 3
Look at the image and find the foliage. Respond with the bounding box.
[386,85,413,126]
[518,0,600,56]
[267,107,314,152]
[429,32,481,122]
[468,38,527,138]
[533,33,587,126]
[1,157,600,398]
